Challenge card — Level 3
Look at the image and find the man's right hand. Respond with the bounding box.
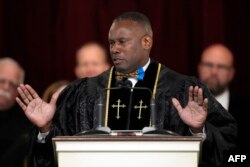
[16,84,62,133]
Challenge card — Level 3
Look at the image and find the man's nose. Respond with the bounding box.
[110,43,121,54]
[2,81,11,90]
[0,79,18,92]
[3,81,10,89]
[211,66,219,74]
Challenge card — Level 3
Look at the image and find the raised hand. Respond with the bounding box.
[16,84,62,132]
[172,86,208,133]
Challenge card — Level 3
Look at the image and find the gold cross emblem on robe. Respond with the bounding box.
[134,100,148,119]
[111,99,126,119]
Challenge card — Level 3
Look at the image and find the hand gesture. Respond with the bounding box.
[16,84,62,132]
[172,86,208,133]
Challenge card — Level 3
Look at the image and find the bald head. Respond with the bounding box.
[0,57,25,111]
[201,44,234,67]
[198,44,235,96]
[75,43,110,78]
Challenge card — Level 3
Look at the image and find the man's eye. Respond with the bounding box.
[109,41,114,46]
[119,40,127,44]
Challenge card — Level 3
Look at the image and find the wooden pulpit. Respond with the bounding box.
[52,135,202,167]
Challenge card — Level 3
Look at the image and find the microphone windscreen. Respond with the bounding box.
[115,80,124,87]
[115,79,132,88]
[123,80,132,88]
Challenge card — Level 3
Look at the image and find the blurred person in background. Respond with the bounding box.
[75,42,110,78]
[198,44,235,110]
[42,80,69,103]
[0,57,31,167]
[198,43,249,154]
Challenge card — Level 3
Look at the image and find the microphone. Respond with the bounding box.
[119,80,177,135]
[75,83,126,136]
[115,80,159,131]
[115,79,132,88]
[92,90,112,134]
[95,82,132,131]
[75,79,178,136]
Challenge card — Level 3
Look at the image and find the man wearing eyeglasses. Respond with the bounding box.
[0,58,25,111]
[198,44,249,156]
[0,57,31,167]
[198,44,235,110]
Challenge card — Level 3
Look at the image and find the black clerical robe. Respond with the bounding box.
[28,61,237,167]
[0,105,31,167]
[228,93,249,155]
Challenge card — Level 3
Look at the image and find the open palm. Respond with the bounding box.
[16,84,61,132]
[172,86,208,132]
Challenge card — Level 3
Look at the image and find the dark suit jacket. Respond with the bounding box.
[0,105,32,167]
[229,93,249,154]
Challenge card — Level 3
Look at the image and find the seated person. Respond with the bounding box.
[42,80,69,103]
[75,42,110,78]
[198,43,249,155]
[0,57,31,167]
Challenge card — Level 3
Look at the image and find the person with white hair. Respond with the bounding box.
[0,57,31,167]
[0,57,25,111]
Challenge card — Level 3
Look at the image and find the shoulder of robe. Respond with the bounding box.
[56,69,111,105]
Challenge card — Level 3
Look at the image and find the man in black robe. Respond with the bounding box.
[16,12,237,167]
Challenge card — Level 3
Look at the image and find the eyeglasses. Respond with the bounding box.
[0,78,19,91]
[200,62,232,72]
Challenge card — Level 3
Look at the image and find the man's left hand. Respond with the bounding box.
[172,86,208,133]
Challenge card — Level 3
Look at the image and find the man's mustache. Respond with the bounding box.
[0,89,12,100]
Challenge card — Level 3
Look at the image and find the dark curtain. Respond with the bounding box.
[0,0,250,95]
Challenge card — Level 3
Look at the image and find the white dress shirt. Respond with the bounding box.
[215,89,230,111]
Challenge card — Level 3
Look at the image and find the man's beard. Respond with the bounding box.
[209,85,227,96]
[204,78,228,96]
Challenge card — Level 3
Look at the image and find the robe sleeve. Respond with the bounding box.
[199,87,237,166]
[27,78,96,167]
[139,66,237,167]
[178,76,237,167]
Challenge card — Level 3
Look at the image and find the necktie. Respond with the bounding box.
[115,67,145,81]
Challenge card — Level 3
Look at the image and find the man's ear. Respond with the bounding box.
[229,67,235,82]
[142,35,153,50]
[75,66,80,79]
